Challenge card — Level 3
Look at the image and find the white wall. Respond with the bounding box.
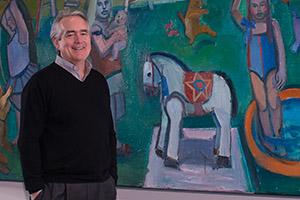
[0,181,299,200]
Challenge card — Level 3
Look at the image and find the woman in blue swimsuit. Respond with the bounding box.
[231,0,287,152]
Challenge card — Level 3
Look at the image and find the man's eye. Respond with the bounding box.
[65,33,74,37]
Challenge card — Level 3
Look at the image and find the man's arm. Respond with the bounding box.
[104,79,117,183]
[18,76,46,194]
[109,127,117,183]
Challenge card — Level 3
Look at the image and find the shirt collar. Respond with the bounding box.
[55,55,92,82]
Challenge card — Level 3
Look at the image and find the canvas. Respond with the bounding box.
[0,0,300,196]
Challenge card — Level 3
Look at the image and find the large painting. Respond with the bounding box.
[1,0,300,196]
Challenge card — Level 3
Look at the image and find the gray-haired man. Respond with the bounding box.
[18,10,117,200]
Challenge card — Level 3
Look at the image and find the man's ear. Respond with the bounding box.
[51,37,60,50]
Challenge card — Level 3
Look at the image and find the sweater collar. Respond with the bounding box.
[55,56,92,82]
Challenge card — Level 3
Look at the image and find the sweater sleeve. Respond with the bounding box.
[104,79,118,183]
[109,126,117,184]
[18,76,46,194]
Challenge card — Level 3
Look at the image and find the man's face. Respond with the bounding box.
[96,0,111,19]
[53,16,91,65]
[250,0,268,21]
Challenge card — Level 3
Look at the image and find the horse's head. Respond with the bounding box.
[143,57,160,96]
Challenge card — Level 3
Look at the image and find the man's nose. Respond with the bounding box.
[74,33,83,43]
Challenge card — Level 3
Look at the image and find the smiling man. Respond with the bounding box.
[18,10,117,200]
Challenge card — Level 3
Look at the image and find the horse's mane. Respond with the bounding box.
[150,52,192,72]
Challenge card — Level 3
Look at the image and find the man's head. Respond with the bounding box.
[249,0,269,22]
[50,10,91,66]
[95,0,112,19]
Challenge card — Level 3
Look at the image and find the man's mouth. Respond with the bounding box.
[72,46,85,51]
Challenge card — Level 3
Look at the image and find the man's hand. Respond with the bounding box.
[30,190,42,200]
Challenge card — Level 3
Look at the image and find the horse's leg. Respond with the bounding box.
[163,97,184,169]
[214,108,231,168]
[212,113,221,155]
[204,74,232,168]
[155,104,168,158]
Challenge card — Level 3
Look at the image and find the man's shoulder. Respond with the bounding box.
[32,63,58,78]
[90,68,106,81]
[25,63,59,87]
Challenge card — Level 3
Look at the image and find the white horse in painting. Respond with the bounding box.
[143,52,237,169]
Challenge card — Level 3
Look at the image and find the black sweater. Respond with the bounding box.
[18,62,117,194]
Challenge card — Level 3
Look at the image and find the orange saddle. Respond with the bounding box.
[183,72,213,104]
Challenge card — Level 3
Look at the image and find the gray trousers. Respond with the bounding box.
[34,176,116,200]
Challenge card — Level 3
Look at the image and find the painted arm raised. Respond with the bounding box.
[9,0,28,45]
[231,0,244,28]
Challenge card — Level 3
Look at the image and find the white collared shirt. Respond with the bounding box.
[55,56,92,82]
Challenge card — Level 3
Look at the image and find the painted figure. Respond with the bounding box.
[143,52,237,169]
[178,0,216,44]
[0,86,12,174]
[64,0,81,9]
[280,0,300,53]
[1,0,38,144]
[290,10,300,53]
[231,0,287,153]
[108,10,128,61]
[90,0,131,154]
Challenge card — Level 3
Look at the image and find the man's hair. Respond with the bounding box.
[50,9,89,40]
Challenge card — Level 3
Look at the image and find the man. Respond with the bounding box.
[18,10,117,200]
[90,0,131,155]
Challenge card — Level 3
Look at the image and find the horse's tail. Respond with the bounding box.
[215,71,238,117]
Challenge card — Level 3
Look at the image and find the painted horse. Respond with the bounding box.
[142,52,237,169]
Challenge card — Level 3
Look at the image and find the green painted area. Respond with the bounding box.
[1,0,300,196]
